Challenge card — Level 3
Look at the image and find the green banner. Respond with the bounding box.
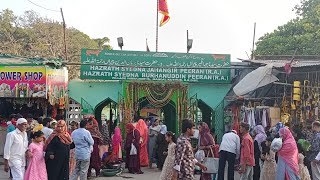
[80,49,231,83]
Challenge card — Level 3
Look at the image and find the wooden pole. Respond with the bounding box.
[251,22,256,60]
[60,8,68,61]
[187,30,189,53]
[156,0,159,52]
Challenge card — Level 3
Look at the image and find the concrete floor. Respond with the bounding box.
[0,164,240,180]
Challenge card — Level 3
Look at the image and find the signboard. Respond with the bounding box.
[46,68,68,107]
[80,49,231,83]
[0,66,46,98]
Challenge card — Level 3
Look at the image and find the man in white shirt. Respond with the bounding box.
[41,117,53,140]
[217,130,241,180]
[3,118,31,180]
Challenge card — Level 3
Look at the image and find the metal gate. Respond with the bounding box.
[188,94,198,124]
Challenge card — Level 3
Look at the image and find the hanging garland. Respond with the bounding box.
[145,86,173,108]
[124,82,188,125]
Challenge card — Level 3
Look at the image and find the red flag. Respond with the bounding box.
[159,0,170,27]
[284,63,292,75]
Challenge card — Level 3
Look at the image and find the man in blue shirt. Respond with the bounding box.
[71,119,94,180]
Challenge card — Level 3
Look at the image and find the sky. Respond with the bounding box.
[2,0,301,61]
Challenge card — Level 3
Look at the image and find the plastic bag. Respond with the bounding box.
[271,137,283,152]
[195,150,205,162]
[130,143,137,155]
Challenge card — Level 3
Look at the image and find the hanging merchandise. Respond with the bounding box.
[262,109,267,128]
[293,81,301,101]
[269,106,281,127]
[291,89,296,110]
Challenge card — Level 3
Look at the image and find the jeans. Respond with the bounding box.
[311,161,320,180]
[217,150,236,180]
[70,159,90,180]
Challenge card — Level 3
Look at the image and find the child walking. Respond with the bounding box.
[159,131,176,180]
[24,130,48,180]
[260,136,276,180]
[298,143,311,180]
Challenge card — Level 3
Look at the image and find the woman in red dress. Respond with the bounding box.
[136,119,149,167]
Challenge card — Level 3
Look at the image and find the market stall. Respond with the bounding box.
[0,54,68,119]
[227,57,320,131]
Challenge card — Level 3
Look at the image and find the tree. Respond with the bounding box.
[93,37,112,50]
[255,0,320,56]
[0,9,112,79]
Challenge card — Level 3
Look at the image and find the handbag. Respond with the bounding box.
[195,149,205,162]
[130,130,137,155]
[271,137,283,152]
[203,147,219,174]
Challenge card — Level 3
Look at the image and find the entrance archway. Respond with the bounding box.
[94,98,117,134]
[138,97,177,132]
[198,99,213,129]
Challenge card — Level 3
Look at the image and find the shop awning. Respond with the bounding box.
[233,64,279,96]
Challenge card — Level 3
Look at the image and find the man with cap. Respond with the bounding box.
[217,129,241,180]
[3,118,31,180]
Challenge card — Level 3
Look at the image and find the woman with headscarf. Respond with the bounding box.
[45,120,73,180]
[198,122,215,180]
[125,123,143,174]
[136,119,149,167]
[155,125,168,170]
[86,117,103,177]
[112,127,122,161]
[276,127,300,180]
[253,125,267,180]
[148,118,161,168]
[99,120,111,160]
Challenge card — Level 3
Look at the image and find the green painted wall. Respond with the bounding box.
[189,84,232,142]
[69,81,232,138]
[68,79,122,108]
[189,84,232,109]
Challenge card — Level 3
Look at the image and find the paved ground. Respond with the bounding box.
[0,166,241,180]
[0,157,240,180]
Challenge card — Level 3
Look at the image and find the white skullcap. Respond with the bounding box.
[16,118,27,125]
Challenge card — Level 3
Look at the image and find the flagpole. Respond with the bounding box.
[156,0,159,52]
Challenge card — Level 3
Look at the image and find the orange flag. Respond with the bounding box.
[159,0,170,27]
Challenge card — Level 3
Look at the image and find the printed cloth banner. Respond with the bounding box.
[46,68,68,108]
[0,66,46,98]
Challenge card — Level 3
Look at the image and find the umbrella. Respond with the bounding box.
[233,64,279,96]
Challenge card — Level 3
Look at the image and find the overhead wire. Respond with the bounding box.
[26,0,60,12]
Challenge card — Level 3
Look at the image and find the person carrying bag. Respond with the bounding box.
[203,147,219,174]
[130,129,137,155]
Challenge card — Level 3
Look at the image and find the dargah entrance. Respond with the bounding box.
[68,49,232,141]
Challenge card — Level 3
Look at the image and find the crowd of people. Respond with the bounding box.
[3,114,111,180]
[3,112,320,180]
[217,121,320,180]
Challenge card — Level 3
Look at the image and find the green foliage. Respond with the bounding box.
[0,9,112,79]
[255,0,320,56]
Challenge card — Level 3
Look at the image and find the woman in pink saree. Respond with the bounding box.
[276,127,300,180]
[112,127,122,160]
[136,119,149,167]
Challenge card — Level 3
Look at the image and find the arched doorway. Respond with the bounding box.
[198,99,214,129]
[94,98,117,134]
[138,97,177,132]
